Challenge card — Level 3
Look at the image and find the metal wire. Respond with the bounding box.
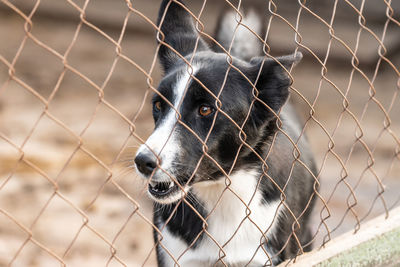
[0,0,399,266]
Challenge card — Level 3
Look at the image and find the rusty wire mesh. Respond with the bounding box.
[0,0,399,266]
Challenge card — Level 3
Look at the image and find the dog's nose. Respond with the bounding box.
[135,152,157,176]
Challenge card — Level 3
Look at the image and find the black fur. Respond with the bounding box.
[157,0,208,73]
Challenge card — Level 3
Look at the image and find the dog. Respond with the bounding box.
[134,1,317,266]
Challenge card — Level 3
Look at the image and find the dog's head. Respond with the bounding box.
[135,0,301,204]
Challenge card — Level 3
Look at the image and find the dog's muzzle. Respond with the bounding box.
[135,151,184,203]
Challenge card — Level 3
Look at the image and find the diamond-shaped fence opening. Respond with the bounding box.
[0,0,399,266]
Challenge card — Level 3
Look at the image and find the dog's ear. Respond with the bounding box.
[247,52,302,125]
[157,0,209,73]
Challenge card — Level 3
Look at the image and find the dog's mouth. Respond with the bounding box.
[148,180,178,197]
[147,179,190,204]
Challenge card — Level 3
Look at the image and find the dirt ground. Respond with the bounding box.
[0,1,399,266]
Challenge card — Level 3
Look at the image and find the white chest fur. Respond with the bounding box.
[159,170,281,266]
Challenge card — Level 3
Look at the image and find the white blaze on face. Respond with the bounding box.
[136,65,198,181]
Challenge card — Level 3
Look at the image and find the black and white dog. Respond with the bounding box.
[135,1,317,266]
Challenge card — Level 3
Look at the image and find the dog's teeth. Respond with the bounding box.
[168,182,174,189]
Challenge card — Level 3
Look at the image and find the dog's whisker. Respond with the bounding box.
[117,159,135,163]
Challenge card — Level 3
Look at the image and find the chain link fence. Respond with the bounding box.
[0,0,399,266]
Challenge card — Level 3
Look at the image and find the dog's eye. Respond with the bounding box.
[199,105,213,117]
[154,101,161,112]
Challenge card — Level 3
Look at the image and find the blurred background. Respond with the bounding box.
[0,0,399,266]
